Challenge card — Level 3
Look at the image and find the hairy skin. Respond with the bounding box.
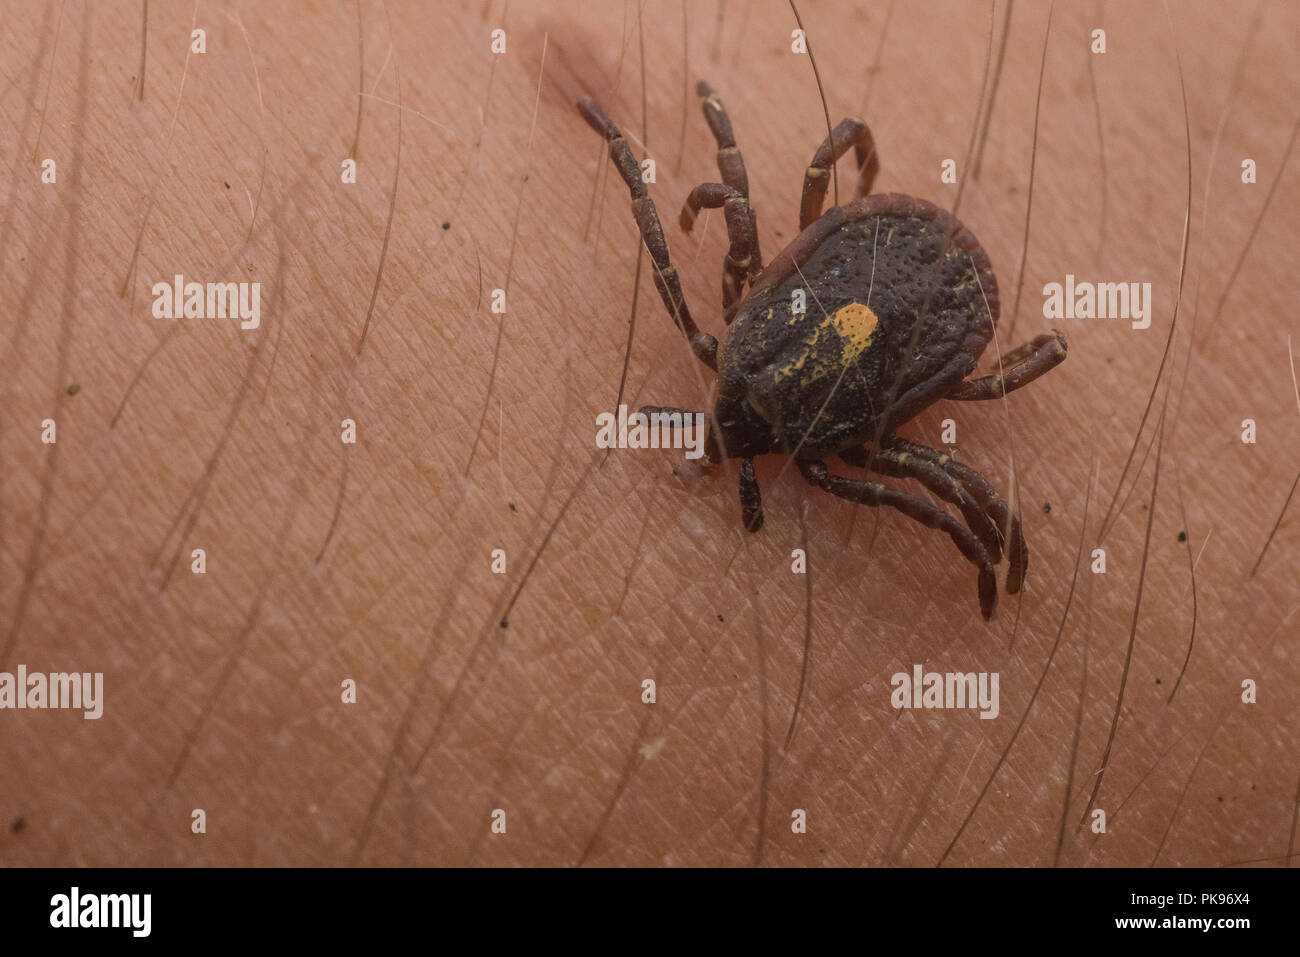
[0,0,1297,867]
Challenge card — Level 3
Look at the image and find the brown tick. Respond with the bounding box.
[578,81,1067,619]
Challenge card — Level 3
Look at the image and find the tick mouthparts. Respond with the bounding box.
[703,419,725,466]
[633,405,719,465]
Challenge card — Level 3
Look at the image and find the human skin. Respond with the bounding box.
[1,0,1297,867]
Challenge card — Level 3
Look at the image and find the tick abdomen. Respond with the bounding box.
[718,194,998,457]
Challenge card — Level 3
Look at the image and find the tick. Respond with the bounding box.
[578,82,1067,619]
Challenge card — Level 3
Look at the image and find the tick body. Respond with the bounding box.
[578,82,1067,619]
[715,194,998,461]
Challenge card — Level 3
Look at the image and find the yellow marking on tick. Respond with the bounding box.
[825,302,879,364]
[772,300,879,385]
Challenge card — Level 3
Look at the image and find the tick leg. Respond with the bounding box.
[681,183,757,313]
[799,460,997,619]
[578,98,718,371]
[948,332,1067,401]
[879,347,982,436]
[840,445,1003,565]
[880,438,1028,594]
[739,456,764,532]
[800,117,881,230]
[695,81,763,281]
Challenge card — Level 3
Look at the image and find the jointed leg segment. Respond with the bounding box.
[685,81,763,314]
[800,117,881,230]
[881,437,1028,595]
[680,183,758,311]
[948,332,1067,401]
[841,444,1004,567]
[799,459,998,619]
[739,457,763,532]
[578,97,718,371]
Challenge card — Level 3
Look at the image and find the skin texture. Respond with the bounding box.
[1,0,1297,867]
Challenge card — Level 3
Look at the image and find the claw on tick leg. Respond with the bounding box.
[978,566,997,620]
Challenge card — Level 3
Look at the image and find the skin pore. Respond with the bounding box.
[1,0,1297,866]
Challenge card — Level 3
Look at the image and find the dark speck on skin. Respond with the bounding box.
[224,181,230,188]
[66,383,80,396]
[717,615,724,622]
[1177,530,1187,542]
[1042,502,1051,514]
[1155,678,1162,685]
[10,817,25,834]
[442,222,451,230]
[509,502,517,512]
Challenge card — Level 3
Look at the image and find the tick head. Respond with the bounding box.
[708,393,776,463]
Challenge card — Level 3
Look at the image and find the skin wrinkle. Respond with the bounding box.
[0,0,1296,868]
